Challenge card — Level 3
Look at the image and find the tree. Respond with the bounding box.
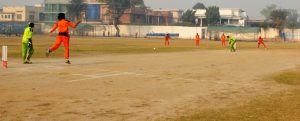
[287,11,298,40]
[205,6,220,26]
[270,9,288,36]
[104,0,144,37]
[67,0,86,21]
[260,4,277,20]
[192,2,206,9]
[287,11,298,26]
[260,21,269,38]
[182,9,196,25]
[130,0,145,7]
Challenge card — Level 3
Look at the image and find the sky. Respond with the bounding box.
[0,0,299,19]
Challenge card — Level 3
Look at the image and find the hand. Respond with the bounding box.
[49,33,53,36]
[28,42,32,47]
[75,20,82,27]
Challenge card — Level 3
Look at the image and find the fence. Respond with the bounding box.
[207,26,260,41]
[146,33,180,39]
[283,29,300,41]
[2,21,299,41]
[42,23,207,39]
[0,22,42,36]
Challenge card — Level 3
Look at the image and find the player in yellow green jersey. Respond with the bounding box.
[22,22,34,64]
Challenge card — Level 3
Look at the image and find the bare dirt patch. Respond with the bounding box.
[1,49,300,121]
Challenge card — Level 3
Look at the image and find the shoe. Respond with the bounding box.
[23,61,32,64]
[65,60,71,64]
[46,49,51,57]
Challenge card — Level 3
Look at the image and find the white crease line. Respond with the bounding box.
[43,66,65,69]
[71,71,128,77]
[7,65,63,72]
[129,73,201,82]
[72,74,99,78]
[69,71,248,86]
[68,72,134,82]
[127,73,248,86]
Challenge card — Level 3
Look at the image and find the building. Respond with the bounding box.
[148,9,173,25]
[43,0,70,22]
[119,7,147,24]
[117,8,177,26]
[43,0,110,23]
[83,0,110,23]
[43,0,179,26]
[170,9,183,23]
[245,19,265,27]
[0,5,43,22]
[284,9,299,23]
[35,4,45,22]
[195,8,248,27]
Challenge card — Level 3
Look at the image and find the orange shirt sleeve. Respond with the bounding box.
[50,22,58,32]
[68,21,76,28]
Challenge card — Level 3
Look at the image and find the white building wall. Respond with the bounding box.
[44,0,71,4]
[195,8,247,26]
[219,9,232,17]
[0,13,14,21]
[0,6,42,22]
[42,24,207,39]
[40,24,300,41]
[283,29,300,41]
[171,10,183,23]
[2,6,26,21]
[117,25,206,39]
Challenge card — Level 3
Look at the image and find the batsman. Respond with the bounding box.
[227,35,236,52]
[22,22,35,64]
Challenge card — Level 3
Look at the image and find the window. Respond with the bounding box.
[5,15,7,19]
[52,4,59,12]
[61,5,67,12]
[29,15,34,21]
[1,15,3,18]
[7,15,10,19]
[17,14,22,19]
[45,4,50,12]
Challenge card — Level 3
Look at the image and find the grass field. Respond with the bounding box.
[171,69,300,121]
[0,35,300,121]
[2,35,300,58]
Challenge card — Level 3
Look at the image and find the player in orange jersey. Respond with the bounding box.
[221,33,226,47]
[258,36,267,49]
[165,33,170,47]
[46,13,81,64]
[195,33,200,47]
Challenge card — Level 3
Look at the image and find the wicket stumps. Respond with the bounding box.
[2,46,7,68]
